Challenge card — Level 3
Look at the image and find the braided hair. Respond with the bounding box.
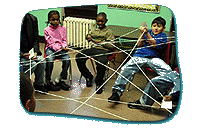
[45,10,61,26]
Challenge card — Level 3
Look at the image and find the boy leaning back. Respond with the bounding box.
[108,17,172,102]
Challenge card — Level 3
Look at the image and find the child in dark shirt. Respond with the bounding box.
[76,12,115,94]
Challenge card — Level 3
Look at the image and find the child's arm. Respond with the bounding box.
[137,26,146,47]
[44,29,60,51]
[102,30,115,50]
[139,26,156,48]
[145,32,156,48]
[60,27,68,50]
[137,29,144,47]
[86,34,102,43]
[86,34,92,41]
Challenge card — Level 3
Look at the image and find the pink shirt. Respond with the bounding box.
[44,25,68,51]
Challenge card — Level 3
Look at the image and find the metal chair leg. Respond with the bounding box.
[104,61,110,81]
[79,74,83,84]
[69,61,72,86]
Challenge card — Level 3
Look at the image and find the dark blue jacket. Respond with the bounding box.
[133,30,167,58]
[20,13,41,58]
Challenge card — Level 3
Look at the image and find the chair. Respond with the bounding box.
[104,48,117,81]
[44,41,73,86]
[79,33,118,84]
[127,42,171,91]
[145,42,170,72]
[79,48,117,84]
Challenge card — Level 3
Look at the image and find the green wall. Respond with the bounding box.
[29,8,62,36]
[97,5,172,31]
[28,5,172,36]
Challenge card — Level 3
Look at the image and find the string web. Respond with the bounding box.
[21,28,176,120]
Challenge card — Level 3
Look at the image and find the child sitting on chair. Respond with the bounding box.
[108,17,172,103]
[44,10,70,91]
[76,12,115,94]
[20,13,47,93]
[128,68,180,114]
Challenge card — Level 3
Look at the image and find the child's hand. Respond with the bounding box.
[93,40,102,43]
[31,52,37,60]
[163,95,172,101]
[139,26,148,33]
[23,53,30,59]
[87,34,92,40]
[61,47,69,52]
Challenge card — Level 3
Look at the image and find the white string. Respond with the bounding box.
[70,31,146,114]
[108,42,164,98]
[69,31,173,114]
[24,50,60,74]
[22,28,174,115]
[35,90,129,121]
[115,36,175,42]
[29,59,31,79]
[32,37,173,115]
[20,41,175,65]
[36,98,161,109]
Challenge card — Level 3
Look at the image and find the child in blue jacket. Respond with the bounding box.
[108,17,172,102]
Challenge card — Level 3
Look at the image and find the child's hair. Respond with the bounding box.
[97,12,108,21]
[151,17,166,27]
[45,10,61,26]
[20,72,34,107]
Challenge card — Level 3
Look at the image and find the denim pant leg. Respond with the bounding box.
[34,56,46,86]
[20,63,23,72]
[140,75,174,105]
[112,57,148,93]
[20,57,37,76]
[20,56,46,86]
[45,48,55,81]
[148,58,172,76]
[59,51,70,80]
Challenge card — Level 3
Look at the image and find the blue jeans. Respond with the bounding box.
[112,57,172,94]
[45,48,70,81]
[140,71,180,105]
[20,56,46,86]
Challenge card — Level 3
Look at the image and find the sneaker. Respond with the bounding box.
[34,83,48,93]
[108,90,121,103]
[56,81,70,91]
[86,76,93,87]
[96,85,104,94]
[45,81,61,91]
[128,100,148,110]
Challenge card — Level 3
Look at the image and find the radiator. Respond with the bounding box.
[63,17,96,49]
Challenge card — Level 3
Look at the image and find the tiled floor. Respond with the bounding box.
[32,43,170,122]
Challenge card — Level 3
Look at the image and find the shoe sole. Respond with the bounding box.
[128,102,148,110]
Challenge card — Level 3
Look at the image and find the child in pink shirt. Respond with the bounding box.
[44,10,70,91]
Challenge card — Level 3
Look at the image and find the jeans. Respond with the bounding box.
[140,71,180,105]
[20,55,46,86]
[75,48,109,85]
[45,48,70,81]
[112,56,172,93]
